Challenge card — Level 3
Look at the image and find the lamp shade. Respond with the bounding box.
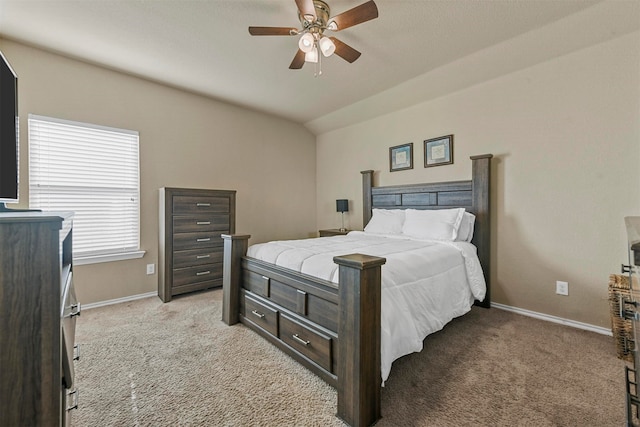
[336,199,348,213]
[319,36,335,57]
[298,33,315,53]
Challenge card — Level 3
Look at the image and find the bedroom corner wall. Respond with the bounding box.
[315,30,640,329]
[0,39,317,305]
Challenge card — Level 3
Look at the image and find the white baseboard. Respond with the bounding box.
[82,291,157,310]
[491,302,612,336]
[83,293,612,336]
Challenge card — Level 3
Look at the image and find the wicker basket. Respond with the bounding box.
[609,273,635,363]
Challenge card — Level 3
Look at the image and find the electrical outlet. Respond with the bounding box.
[556,280,569,296]
[146,263,155,275]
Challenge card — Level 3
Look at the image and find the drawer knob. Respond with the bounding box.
[196,238,211,242]
[292,334,310,346]
[196,270,211,276]
[196,221,211,225]
[251,309,265,319]
[196,203,211,207]
[196,254,211,259]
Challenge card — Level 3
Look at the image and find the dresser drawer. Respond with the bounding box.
[280,313,333,372]
[173,215,230,233]
[173,196,230,215]
[173,232,223,251]
[244,294,279,337]
[61,271,79,389]
[172,264,222,287]
[173,248,223,269]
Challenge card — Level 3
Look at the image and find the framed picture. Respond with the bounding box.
[424,135,453,167]
[389,143,413,172]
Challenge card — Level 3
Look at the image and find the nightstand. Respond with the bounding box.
[319,229,350,237]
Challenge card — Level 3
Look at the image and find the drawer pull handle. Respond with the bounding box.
[196,221,211,225]
[70,302,81,318]
[73,344,80,361]
[196,270,211,276]
[292,334,310,346]
[196,254,211,259]
[251,310,265,319]
[196,203,211,207]
[66,388,79,411]
[196,238,211,242]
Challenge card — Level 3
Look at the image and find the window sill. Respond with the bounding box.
[74,250,146,266]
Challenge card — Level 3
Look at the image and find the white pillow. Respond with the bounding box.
[364,209,405,235]
[402,208,465,241]
[456,212,476,242]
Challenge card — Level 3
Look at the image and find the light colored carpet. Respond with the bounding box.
[72,288,627,426]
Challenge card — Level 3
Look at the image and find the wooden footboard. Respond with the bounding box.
[222,234,385,426]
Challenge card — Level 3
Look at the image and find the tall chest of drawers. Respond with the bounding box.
[0,211,78,426]
[159,188,236,302]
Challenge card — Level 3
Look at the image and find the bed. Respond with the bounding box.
[221,154,492,426]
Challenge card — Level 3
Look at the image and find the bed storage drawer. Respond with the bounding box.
[280,313,333,372]
[243,270,339,333]
[243,293,279,337]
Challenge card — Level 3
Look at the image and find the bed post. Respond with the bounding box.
[333,253,386,427]
[221,234,251,325]
[470,154,492,308]
[361,170,374,227]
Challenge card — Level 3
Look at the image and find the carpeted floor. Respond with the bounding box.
[71,288,627,426]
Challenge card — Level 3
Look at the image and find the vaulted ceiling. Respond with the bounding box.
[0,1,636,134]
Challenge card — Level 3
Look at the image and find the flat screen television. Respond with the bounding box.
[0,50,19,211]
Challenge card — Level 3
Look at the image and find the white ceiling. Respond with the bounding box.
[0,0,636,134]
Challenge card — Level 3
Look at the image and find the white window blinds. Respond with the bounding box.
[29,114,140,259]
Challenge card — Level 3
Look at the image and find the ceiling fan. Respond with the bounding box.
[249,0,379,72]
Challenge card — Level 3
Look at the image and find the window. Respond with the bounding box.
[29,114,142,264]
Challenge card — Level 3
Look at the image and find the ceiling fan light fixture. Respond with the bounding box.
[249,0,380,73]
[298,32,315,53]
[305,47,319,63]
[319,36,335,57]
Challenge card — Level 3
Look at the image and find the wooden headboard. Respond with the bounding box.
[361,154,492,307]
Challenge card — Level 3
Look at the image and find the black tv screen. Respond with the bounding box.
[0,50,18,205]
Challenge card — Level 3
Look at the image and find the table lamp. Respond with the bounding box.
[336,199,348,232]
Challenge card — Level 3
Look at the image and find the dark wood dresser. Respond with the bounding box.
[159,188,236,302]
[0,211,79,426]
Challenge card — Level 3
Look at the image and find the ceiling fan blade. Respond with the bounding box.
[329,0,379,31]
[330,37,361,63]
[295,0,316,21]
[289,49,306,69]
[248,26,297,36]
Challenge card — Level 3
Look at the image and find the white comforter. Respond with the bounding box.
[247,231,486,383]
